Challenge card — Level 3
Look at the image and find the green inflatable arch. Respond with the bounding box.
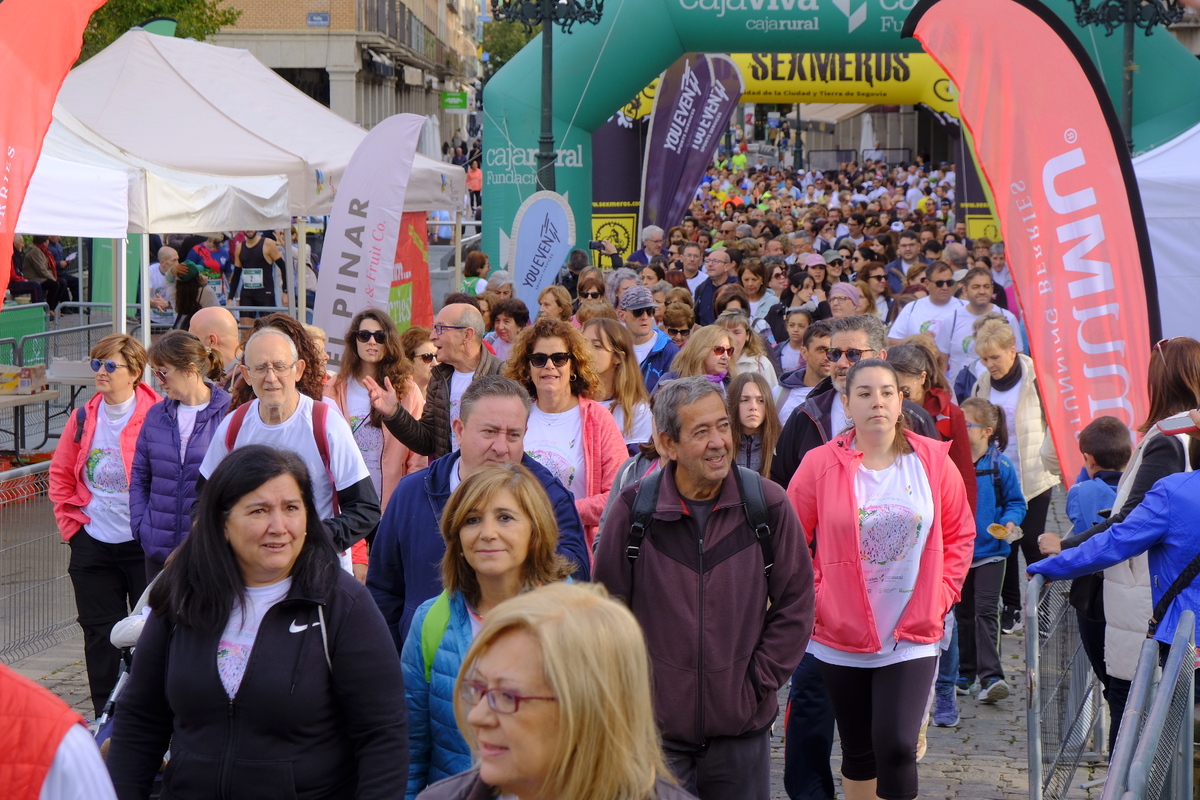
[482,0,1200,259]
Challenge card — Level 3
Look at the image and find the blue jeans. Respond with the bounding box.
[936,607,959,694]
[783,652,836,800]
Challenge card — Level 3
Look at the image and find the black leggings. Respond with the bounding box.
[818,656,938,800]
[1002,487,1053,608]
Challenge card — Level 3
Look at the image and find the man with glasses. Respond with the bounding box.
[620,286,679,393]
[372,303,501,461]
[771,315,939,800]
[888,261,967,374]
[200,327,380,562]
[694,249,737,327]
[628,225,665,265]
[680,241,707,294]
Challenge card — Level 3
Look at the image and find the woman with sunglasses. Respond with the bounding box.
[327,308,426,524]
[656,325,739,399]
[504,318,629,549]
[401,326,438,399]
[718,309,778,390]
[49,334,162,719]
[130,331,231,580]
[571,275,607,326]
[402,464,574,799]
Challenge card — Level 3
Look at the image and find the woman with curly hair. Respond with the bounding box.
[325,308,426,513]
[228,313,326,410]
[503,318,629,548]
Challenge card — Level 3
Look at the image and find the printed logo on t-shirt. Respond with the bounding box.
[349,415,384,454]
[526,442,577,489]
[858,499,924,566]
[86,448,128,494]
[918,320,939,335]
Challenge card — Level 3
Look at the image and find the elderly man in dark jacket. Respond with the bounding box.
[595,376,814,800]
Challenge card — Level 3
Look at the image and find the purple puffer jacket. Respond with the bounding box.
[129,384,230,565]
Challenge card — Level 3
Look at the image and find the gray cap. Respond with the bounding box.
[620,285,657,311]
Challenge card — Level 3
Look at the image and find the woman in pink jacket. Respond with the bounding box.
[786,358,973,800]
[503,317,628,551]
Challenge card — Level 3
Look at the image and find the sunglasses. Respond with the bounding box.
[152,367,176,383]
[91,359,129,374]
[353,330,388,344]
[415,352,437,364]
[579,291,602,300]
[667,328,691,338]
[930,279,956,288]
[528,352,571,368]
[626,307,654,318]
[711,346,734,356]
[826,348,873,364]
[1156,337,1182,366]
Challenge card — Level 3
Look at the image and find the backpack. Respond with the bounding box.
[420,590,453,682]
[224,399,339,514]
[625,465,775,603]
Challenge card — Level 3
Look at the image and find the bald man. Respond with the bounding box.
[188,306,241,387]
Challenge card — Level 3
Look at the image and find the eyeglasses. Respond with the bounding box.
[460,679,557,715]
[626,307,654,318]
[579,291,602,300]
[528,352,571,368]
[414,352,437,364]
[91,359,129,374]
[432,324,469,336]
[711,346,734,356]
[247,360,298,377]
[667,328,691,338]
[353,330,388,344]
[704,258,730,266]
[898,385,911,398]
[930,279,956,288]
[964,421,986,430]
[826,348,874,364]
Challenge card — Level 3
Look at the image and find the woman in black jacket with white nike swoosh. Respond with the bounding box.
[107,445,408,800]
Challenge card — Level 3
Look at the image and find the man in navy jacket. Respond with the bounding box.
[368,376,590,652]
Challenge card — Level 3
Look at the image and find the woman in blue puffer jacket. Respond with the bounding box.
[130,330,230,578]
[400,463,574,799]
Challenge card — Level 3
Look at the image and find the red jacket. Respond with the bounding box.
[787,430,974,653]
[922,387,978,516]
[573,397,631,548]
[49,383,161,541]
[0,664,85,800]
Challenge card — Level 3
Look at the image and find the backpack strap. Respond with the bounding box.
[1149,551,1200,637]
[421,591,453,682]
[627,469,664,566]
[72,407,87,444]
[311,400,339,515]
[224,402,252,450]
[733,466,775,579]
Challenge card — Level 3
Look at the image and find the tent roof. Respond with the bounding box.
[796,103,874,124]
[57,30,464,216]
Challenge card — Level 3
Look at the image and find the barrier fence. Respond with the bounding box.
[0,463,78,665]
[1102,611,1195,800]
[1026,574,1106,800]
[807,149,858,172]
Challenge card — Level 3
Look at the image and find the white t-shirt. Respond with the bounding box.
[888,296,966,350]
[686,271,707,295]
[631,336,655,367]
[809,452,938,667]
[775,382,814,424]
[82,396,137,544]
[216,578,292,697]
[448,370,474,450]
[828,394,850,439]
[148,264,174,326]
[200,394,370,521]
[605,399,652,447]
[988,380,1023,480]
[778,343,803,372]
[177,400,209,462]
[938,305,1024,382]
[524,404,587,500]
[39,724,119,800]
[345,379,385,499]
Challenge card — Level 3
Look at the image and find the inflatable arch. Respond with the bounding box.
[482,0,1200,261]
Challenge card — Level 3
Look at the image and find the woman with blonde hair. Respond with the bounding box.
[401,326,438,399]
[537,285,573,322]
[403,463,574,799]
[413,582,691,800]
[582,318,652,453]
[655,325,737,398]
[504,319,629,547]
[718,309,778,389]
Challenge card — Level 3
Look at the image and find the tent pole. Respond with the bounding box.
[114,236,128,334]
[453,210,463,295]
[296,218,307,324]
[139,235,151,352]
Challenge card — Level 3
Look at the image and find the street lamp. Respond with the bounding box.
[492,0,605,192]
[1067,0,1185,154]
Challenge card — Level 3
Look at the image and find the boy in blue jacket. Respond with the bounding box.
[952,398,1027,710]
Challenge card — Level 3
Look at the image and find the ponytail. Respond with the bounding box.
[961,397,1007,453]
[204,346,225,383]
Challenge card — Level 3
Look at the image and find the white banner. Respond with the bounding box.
[510,191,576,314]
[314,113,425,369]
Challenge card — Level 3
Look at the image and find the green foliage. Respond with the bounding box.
[79,0,241,63]
[481,20,539,83]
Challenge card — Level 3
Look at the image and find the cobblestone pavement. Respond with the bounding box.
[16,491,1113,798]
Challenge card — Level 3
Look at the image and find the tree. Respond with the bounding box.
[481,20,539,84]
[79,0,241,63]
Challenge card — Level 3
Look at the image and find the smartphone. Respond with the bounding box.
[588,240,604,251]
[1157,415,1199,436]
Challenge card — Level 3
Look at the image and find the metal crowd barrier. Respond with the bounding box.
[806,149,858,172]
[0,463,78,665]
[1026,574,1107,800]
[1103,611,1196,800]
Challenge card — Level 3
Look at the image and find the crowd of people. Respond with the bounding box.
[19,154,1200,800]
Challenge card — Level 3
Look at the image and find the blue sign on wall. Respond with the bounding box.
[307,12,330,27]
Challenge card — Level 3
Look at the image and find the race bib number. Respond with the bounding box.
[242,268,263,290]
